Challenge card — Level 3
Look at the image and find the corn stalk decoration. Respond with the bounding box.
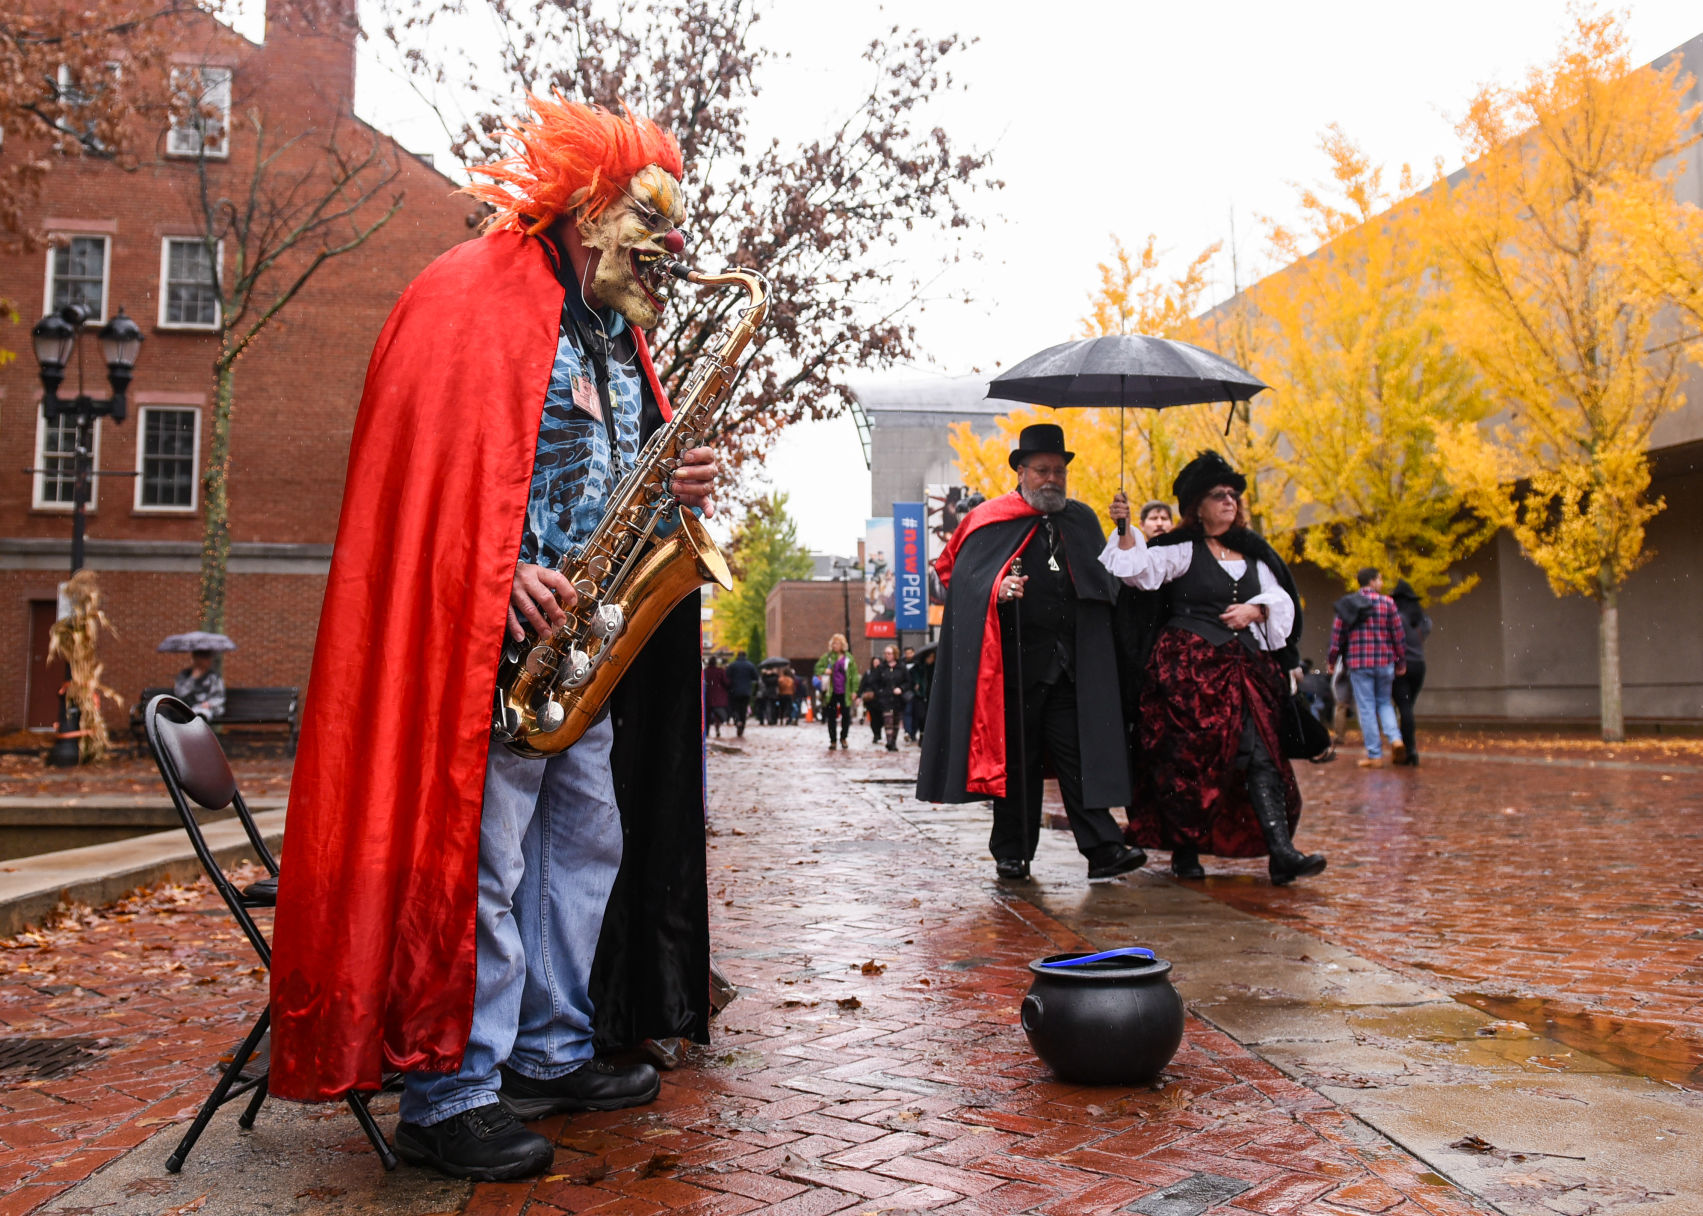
[45,570,123,761]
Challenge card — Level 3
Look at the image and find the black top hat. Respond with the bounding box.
[1008,423,1075,470]
[1172,449,1247,514]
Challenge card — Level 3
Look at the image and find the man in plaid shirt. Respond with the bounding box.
[1328,568,1408,767]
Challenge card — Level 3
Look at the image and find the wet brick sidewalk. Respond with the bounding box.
[0,724,1491,1215]
[1198,748,1703,1090]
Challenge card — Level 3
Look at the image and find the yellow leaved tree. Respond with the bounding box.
[1257,127,1496,601]
[949,235,1220,527]
[1431,8,1703,741]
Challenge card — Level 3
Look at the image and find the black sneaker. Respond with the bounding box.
[994,858,1031,881]
[1086,844,1147,883]
[498,1059,661,1119]
[394,1103,553,1181]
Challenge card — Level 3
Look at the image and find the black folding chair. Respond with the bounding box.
[142,694,397,1173]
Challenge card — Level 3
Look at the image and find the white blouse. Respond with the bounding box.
[1098,534,1295,652]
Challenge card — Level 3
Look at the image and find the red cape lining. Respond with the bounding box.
[934,490,1039,798]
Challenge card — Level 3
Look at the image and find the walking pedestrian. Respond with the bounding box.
[900,645,920,741]
[871,644,907,751]
[1390,580,1431,767]
[858,657,886,744]
[703,656,729,738]
[1327,568,1408,768]
[918,423,1143,886]
[777,667,797,725]
[1103,450,1325,886]
[726,650,757,737]
[815,634,858,750]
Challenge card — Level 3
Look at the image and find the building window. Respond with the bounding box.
[167,65,232,158]
[33,412,100,511]
[159,238,220,328]
[45,234,109,321]
[136,407,200,510]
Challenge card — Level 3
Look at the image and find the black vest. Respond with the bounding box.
[1166,540,1261,652]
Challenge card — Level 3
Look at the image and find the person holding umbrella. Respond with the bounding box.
[917,424,1142,884]
[1102,451,1325,885]
[159,631,236,722]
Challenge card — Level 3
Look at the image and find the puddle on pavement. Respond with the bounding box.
[1461,992,1703,1089]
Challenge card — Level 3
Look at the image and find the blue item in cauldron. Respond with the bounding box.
[1021,948,1184,1085]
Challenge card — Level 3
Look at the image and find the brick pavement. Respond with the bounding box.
[0,725,1492,1215]
[1197,747,1703,1089]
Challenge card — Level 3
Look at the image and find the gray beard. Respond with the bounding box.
[1021,485,1067,514]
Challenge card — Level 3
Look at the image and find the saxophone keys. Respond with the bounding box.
[535,696,566,732]
[590,603,626,640]
[559,648,595,689]
[573,578,598,600]
[524,645,557,676]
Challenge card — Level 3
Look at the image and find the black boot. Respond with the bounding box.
[1170,846,1205,880]
[1248,769,1325,885]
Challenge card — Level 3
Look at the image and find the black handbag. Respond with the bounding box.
[1279,691,1333,760]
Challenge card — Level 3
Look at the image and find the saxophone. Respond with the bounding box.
[491,262,769,756]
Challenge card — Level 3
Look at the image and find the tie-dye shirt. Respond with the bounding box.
[518,304,644,569]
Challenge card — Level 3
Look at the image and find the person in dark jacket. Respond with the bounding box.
[1390,580,1431,767]
[858,658,885,743]
[725,651,758,737]
[703,657,729,738]
[918,423,1142,885]
[868,644,907,750]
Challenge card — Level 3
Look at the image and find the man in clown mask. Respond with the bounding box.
[268,98,716,1181]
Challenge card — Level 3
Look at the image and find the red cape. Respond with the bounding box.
[269,231,671,1101]
[933,490,1038,797]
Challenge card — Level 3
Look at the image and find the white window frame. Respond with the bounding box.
[166,64,233,159]
[41,232,111,324]
[133,405,202,513]
[157,237,223,330]
[32,410,102,512]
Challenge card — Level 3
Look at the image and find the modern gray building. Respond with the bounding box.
[853,375,1007,516]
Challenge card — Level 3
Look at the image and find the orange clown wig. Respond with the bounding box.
[465,94,684,236]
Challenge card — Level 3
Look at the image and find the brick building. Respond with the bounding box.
[1,0,479,733]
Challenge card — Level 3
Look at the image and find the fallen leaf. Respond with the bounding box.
[859,960,885,975]
[836,996,862,1010]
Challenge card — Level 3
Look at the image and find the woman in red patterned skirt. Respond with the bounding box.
[1101,452,1326,885]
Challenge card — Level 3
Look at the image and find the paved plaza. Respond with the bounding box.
[0,726,1699,1215]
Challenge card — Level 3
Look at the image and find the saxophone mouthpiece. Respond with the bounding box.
[663,259,696,282]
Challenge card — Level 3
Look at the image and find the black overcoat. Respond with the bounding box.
[916,496,1129,807]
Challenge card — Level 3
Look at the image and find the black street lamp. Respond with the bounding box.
[30,302,144,766]
[831,556,860,642]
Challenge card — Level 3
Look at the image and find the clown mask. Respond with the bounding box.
[576,163,686,329]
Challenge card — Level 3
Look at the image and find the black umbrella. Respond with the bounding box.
[988,333,1269,531]
[988,334,1266,409]
[759,656,791,668]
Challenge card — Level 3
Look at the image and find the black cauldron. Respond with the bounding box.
[1020,948,1184,1085]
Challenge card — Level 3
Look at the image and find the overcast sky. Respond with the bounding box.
[238,1,1703,555]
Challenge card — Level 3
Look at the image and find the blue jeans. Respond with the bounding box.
[1348,665,1402,758]
[400,716,624,1125]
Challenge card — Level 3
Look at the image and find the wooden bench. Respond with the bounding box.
[131,685,302,756]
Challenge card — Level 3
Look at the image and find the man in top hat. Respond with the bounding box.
[917,424,1143,883]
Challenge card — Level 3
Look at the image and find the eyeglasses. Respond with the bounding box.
[621,187,677,236]
[1203,488,1239,503]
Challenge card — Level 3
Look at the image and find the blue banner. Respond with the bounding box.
[893,502,926,632]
